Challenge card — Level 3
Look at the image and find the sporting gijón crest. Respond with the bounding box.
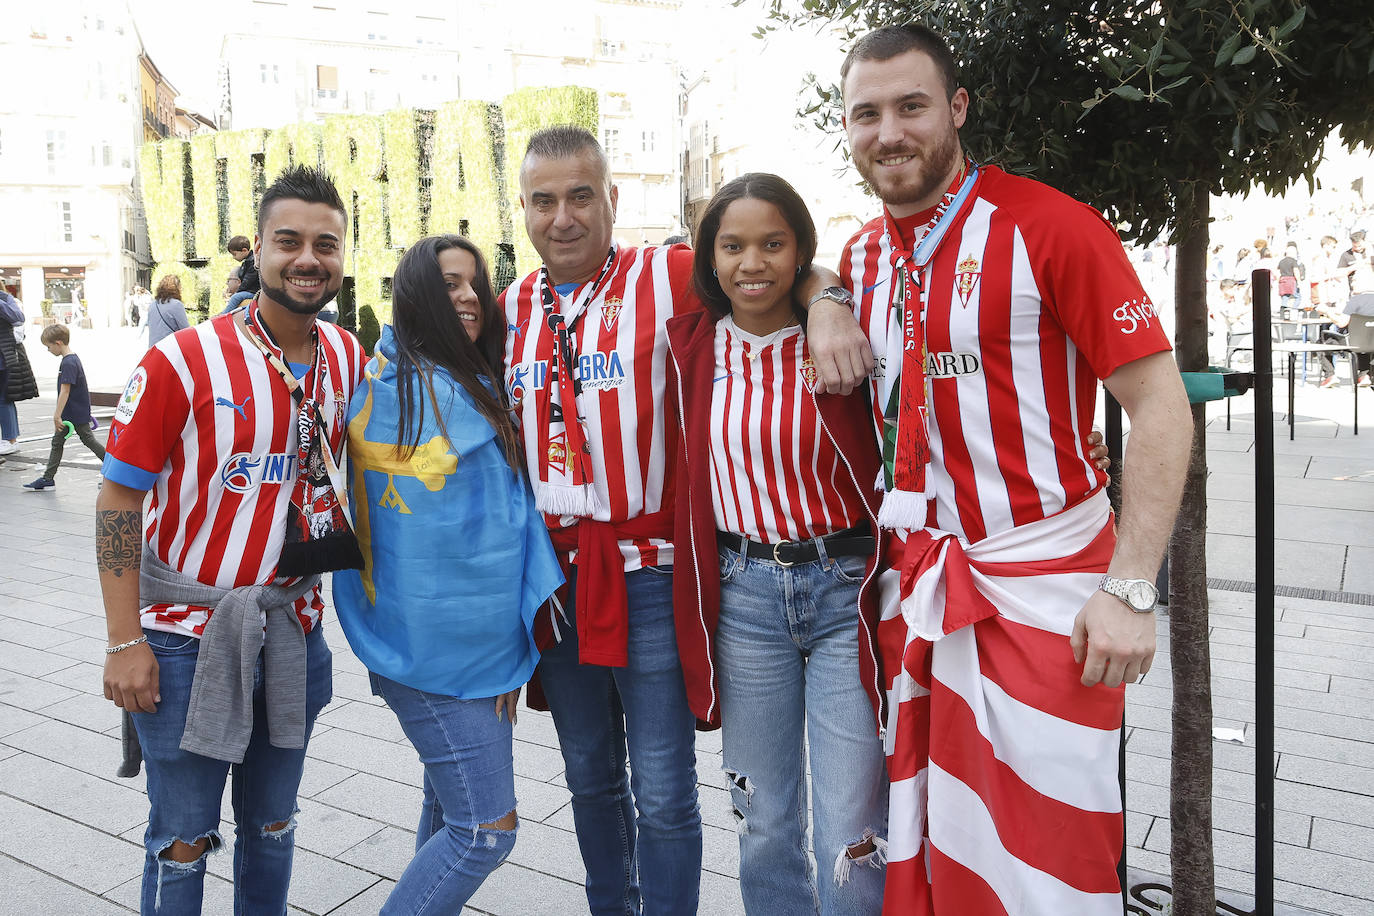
[601,296,623,332]
[955,255,981,308]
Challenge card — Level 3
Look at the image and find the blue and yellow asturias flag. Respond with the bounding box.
[333,325,562,698]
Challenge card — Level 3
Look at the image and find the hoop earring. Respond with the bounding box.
[796,265,803,275]
[712,268,717,278]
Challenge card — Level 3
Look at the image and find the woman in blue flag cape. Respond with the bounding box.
[334,235,562,913]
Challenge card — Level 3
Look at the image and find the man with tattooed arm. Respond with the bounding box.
[96,166,366,914]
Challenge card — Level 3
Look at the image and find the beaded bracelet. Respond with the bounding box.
[105,635,149,655]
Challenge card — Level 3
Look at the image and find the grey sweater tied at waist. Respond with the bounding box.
[140,547,323,763]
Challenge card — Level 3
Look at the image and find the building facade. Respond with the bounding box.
[0,2,158,328]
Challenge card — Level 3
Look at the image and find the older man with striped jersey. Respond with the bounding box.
[835,25,1192,915]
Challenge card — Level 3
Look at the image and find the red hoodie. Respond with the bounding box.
[664,308,888,731]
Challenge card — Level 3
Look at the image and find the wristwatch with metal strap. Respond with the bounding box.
[1099,575,1159,612]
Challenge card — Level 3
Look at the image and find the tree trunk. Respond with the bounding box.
[1168,193,1216,913]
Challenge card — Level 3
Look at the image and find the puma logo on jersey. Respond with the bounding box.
[924,351,983,379]
[216,394,252,420]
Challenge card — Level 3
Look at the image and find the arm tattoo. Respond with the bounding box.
[96,510,142,579]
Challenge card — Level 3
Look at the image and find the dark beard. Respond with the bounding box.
[259,276,339,315]
[857,122,962,212]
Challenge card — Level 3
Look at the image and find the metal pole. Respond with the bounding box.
[1252,268,1275,916]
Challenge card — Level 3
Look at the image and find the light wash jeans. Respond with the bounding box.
[371,673,518,914]
[131,624,332,915]
[716,542,889,916]
[537,565,702,916]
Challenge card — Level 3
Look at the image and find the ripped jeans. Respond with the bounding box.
[716,544,889,916]
[371,673,518,914]
[131,624,333,915]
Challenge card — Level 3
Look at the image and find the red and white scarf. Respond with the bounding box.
[878,163,981,530]
[532,248,616,517]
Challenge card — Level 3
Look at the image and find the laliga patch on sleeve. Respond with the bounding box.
[115,366,149,425]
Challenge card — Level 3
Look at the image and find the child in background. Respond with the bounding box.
[24,324,104,490]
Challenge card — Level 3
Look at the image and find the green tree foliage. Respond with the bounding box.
[356,304,381,355]
[770,0,1374,242]
[761,3,1374,912]
[139,89,598,323]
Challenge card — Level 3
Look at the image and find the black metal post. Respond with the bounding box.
[1252,269,1276,916]
[1105,393,1127,907]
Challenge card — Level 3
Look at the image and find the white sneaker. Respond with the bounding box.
[0,440,17,455]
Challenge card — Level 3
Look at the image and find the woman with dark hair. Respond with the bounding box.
[145,275,190,347]
[333,234,562,913]
[665,173,891,914]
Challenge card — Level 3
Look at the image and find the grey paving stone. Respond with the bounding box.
[298,756,357,800]
[700,868,747,915]
[702,821,741,879]
[1208,471,1374,510]
[513,774,574,823]
[0,855,132,915]
[41,659,106,695]
[314,772,423,830]
[0,752,150,834]
[324,879,393,915]
[511,707,563,750]
[465,860,588,916]
[502,818,587,884]
[314,699,407,744]
[1330,675,1374,698]
[1276,779,1374,830]
[331,670,386,705]
[0,638,83,677]
[4,717,131,783]
[336,824,414,881]
[0,703,46,737]
[306,725,423,786]
[0,577,65,603]
[1277,753,1374,797]
[0,615,75,650]
[512,737,567,782]
[40,690,126,733]
[293,797,386,859]
[1345,545,1374,595]
[0,794,143,894]
[1310,817,1374,862]
[55,612,116,640]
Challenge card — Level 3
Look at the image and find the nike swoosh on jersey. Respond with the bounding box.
[713,374,731,383]
[863,278,889,295]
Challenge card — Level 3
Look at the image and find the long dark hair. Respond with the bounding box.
[691,172,817,319]
[389,235,521,471]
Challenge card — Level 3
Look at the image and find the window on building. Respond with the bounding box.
[60,202,73,243]
[103,143,113,166]
[46,130,66,175]
[316,64,338,98]
[642,130,656,153]
[273,64,280,84]
[600,39,619,57]
[603,128,621,159]
[260,63,268,84]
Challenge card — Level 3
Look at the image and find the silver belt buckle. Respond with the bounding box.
[772,540,796,567]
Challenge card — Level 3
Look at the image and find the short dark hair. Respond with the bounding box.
[691,172,817,319]
[841,24,960,101]
[227,235,251,252]
[1352,230,1366,243]
[40,323,70,345]
[257,165,347,236]
[523,126,610,185]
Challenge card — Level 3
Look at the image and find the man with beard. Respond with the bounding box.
[96,165,366,914]
[835,25,1192,914]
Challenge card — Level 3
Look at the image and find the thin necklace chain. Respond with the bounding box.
[741,316,798,360]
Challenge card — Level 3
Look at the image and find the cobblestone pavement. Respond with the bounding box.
[1,328,1370,914]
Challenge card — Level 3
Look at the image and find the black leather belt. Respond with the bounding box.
[716,523,874,567]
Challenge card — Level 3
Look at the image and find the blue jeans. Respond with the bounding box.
[538,565,702,915]
[0,398,17,440]
[716,543,888,916]
[131,625,332,915]
[223,291,254,314]
[371,673,518,914]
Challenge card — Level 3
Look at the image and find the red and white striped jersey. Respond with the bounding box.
[709,318,865,543]
[840,166,1170,544]
[501,244,696,570]
[103,312,366,636]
